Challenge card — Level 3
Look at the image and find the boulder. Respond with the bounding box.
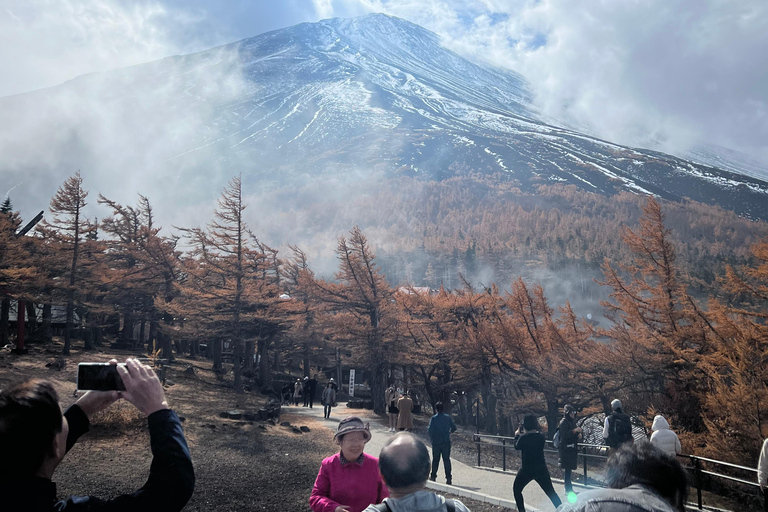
[300,426,310,432]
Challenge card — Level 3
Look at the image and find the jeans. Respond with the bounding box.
[431,443,452,482]
[513,464,562,512]
[324,404,332,418]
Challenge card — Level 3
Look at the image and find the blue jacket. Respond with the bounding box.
[3,405,195,512]
[428,413,457,445]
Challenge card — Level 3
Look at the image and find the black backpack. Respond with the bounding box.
[372,499,456,512]
[607,412,633,448]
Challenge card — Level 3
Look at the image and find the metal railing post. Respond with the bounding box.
[477,440,481,467]
[694,457,703,510]
[583,445,588,484]
[502,438,506,471]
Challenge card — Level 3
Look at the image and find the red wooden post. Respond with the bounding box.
[14,299,27,354]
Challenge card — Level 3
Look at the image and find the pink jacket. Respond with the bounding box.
[310,452,389,512]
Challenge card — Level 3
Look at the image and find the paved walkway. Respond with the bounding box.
[285,402,585,512]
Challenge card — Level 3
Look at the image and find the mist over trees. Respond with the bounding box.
[2,172,768,468]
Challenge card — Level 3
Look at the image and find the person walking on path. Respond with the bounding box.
[397,391,414,431]
[385,385,399,432]
[649,415,681,457]
[306,375,319,408]
[558,405,583,496]
[364,432,470,512]
[322,382,337,419]
[603,399,634,457]
[294,378,303,406]
[310,416,388,512]
[428,401,457,485]
[513,415,562,512]
[303,377,312,407]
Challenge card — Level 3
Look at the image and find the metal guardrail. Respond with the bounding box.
[473,433,766,511]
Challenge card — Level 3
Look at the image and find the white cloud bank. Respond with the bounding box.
[321,0,768,164]
[1,0,766,164]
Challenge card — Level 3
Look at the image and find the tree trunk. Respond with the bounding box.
[258,338,273,391]
[481,362,497,434]
[213,339,223,371]
[0,297,9,345]
[160,331,173,360]
[257,336,273,389]
[148,319,158,355]
[41,303,52,343]
[26,302,37,337]
[233,341,244,393]
[371,362,387,414]
[303,343,311,377]
[63,295,74,355]
[440,362,453,413]
[121,310,134,341]
[546,399,560,440]
[139,319,146,349]
[244,339,255,373]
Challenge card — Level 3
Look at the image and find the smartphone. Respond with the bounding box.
[77,363,126,391]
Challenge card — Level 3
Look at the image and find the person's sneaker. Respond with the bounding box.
[446,479,452,485]
[429,476,436,482]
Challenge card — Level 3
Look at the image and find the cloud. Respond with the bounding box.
[326,0,768,163]
[0,1,183,97]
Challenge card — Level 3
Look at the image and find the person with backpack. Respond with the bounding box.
[603,399,634,456]
[513,415,562,512]
[557,404,583,496]
[363,432,470,512]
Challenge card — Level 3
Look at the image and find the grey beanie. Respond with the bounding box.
[611,399,622,411]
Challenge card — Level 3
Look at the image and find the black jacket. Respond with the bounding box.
[558,416,580,470]
[3,405,195,512]
[514,431,547,469]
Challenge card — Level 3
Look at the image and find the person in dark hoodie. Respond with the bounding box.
[0,358,194,512]
[558,405,583,496]
[513,415,562,512]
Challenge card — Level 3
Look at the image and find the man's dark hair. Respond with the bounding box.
[379,433,430,488]
[435,402,444,413]
[607,442,688,511]
[0,379,62,478]
[523,415,538,431]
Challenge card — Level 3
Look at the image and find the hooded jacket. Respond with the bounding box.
[363,490,470,512]
[649,415,681,457]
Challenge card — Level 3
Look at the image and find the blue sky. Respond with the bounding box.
[1,0,767,165]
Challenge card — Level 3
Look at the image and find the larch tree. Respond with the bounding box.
[98,194,181,355]
[177,175,284,392]
[599,196,711,430]
[304,227,398,413]
[698,239,768,464]
[37,171,95,355]
[0,202,41,344]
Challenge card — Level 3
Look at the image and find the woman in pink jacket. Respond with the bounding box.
[310,417,388,512]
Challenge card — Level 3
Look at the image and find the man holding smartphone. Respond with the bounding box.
[0,358,195,511]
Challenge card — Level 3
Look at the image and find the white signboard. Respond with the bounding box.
[348,369,356,397]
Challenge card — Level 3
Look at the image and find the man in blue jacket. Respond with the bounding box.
[428,401,457,485]
[0,358,194,512]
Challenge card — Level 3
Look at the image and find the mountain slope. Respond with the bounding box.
[2,13,768,226]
